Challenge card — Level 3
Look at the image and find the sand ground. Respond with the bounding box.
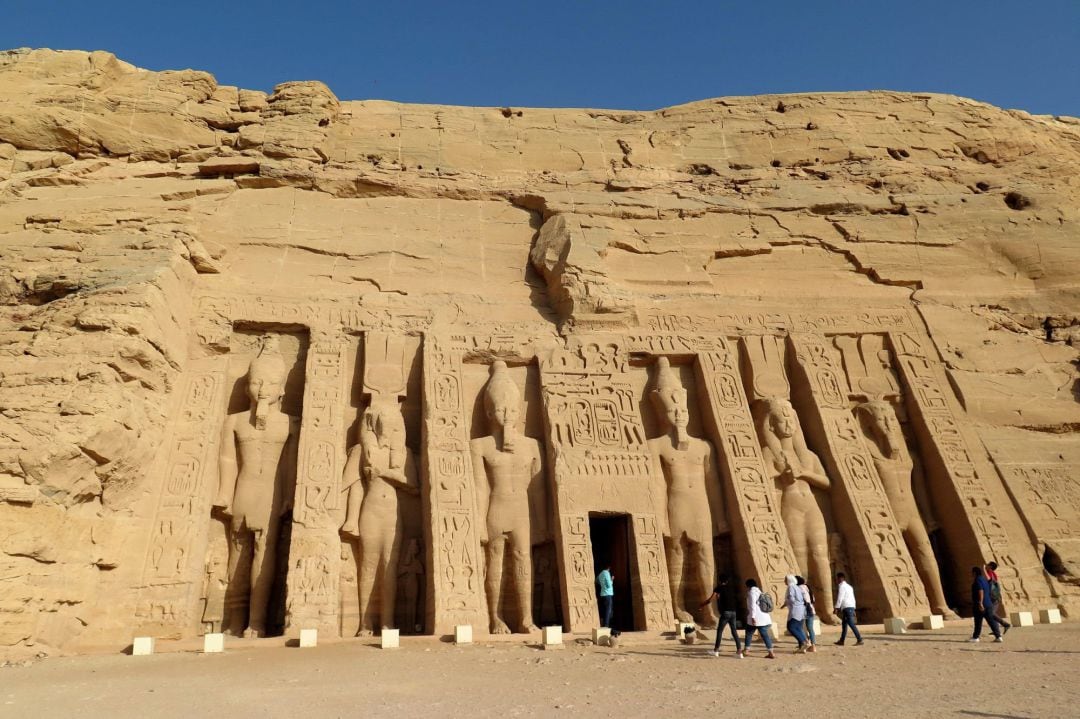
[4,621,1078,719]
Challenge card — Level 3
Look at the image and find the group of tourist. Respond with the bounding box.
[596,561,1012,657]
[696,572,863,659]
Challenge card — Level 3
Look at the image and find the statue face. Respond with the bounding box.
[374,408,406,449]
[486,389,520,431]
[247,370,284,406]
[863,401,900,455]
[656,389,689,432]
[769,402,796,439]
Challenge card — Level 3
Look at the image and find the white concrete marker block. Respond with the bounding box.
[542,625,563,649]
[808,617,822,636]
[454,625,472,644]
[592,627,611,645]
[922,614,944,630]
[676,621,695,642]
[883,617,907,634]
[203,633,224,653]
[381,629,400,649]
[132,637,155,656]
[1010,611,1034,627]
[299,628,318,648]
[1039,608,1062,625]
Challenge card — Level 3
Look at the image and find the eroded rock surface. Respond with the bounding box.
[1,48,1078,656]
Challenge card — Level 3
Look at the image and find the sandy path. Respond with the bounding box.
[4,622,1078,718]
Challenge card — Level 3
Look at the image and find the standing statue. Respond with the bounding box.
[756,397,835,616]
[340,399,419,635]
[397,538,424,633]
[214,336,299,638]
[647,357,726,628]
[471,361,548,634]
[856,400,957,618]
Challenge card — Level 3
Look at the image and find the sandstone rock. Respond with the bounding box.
[1,49,1078,658]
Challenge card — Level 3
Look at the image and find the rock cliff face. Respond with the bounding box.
[1,48,1078,655]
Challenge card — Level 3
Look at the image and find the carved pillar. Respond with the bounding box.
[135,359,227,636]
[539,347,672,632]
[421,335,486,634]
[284,330,350,634]
[790,333,929,619]
[889,332,1050,609]
[695,343,796,598]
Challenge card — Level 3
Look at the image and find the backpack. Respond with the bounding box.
[989,579,1002,604]
[757,591,774,613]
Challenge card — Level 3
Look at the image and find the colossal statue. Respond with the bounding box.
[856,399,958,618]
[755,397,835,617]
[213,336,300,638]
[340,399,419,635]
[471,361,548,634]
[647,357,727,627]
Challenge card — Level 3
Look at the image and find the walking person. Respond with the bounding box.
[796,575,817,652]
[969,565,1003,643]
[597,564,614,629]
[833,572,864,646]
[700,574,742,657]
[782,574,810,654]
[984,561,1011,634]
[740,578,775,659]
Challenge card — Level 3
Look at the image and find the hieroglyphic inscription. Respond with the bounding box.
[695,342,796,595]
[136,363,225,633]
[791,333,927,618]
[890,332,1040,606]
[999,465,1080,543]
[285,331,350,633]
[643,308,916,336]
[422,335,486,633]
[540,346,673,631]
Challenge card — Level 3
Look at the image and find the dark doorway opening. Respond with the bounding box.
[589,513,636,632]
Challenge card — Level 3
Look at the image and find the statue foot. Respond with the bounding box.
[699,617,718,630]
[819,614,839,626]
[356,628,374,637]
[490,619,511,634]
[936,607,961,621]
[518,623,540,634]
[675,609,694,623]
[243,626,264,639]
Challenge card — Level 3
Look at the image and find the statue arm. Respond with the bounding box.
[704,443,729,535]
[342,442,363,492]
[800,452,831,491]
[528,442,551,544]
[650,447,670,538]
[279,419,300,515]
[384,452,419,495]
[214,415,238,511]
[910,449,939,531]
[471,440,490,543]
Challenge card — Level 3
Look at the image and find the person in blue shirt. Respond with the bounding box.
[597,565,614,628]
[969,565,1003,643]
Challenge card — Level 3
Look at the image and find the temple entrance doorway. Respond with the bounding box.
[589,513,638,632]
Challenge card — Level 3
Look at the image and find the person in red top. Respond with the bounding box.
[984,561,1011,633]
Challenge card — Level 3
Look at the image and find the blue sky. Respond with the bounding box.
[5,1,1079,115]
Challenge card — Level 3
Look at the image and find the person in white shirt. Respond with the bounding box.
[834,572,864,646]
[740,578,776,659]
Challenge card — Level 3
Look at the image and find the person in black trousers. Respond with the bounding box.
[700,574,742,656]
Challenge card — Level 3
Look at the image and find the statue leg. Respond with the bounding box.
[357,533,382,636]
[904,523,957,618]
[784,506,809,577]
[246,523,279,638]
[485,535,511,633]
[667,536,690,622]
[511,530,537,633]
[223,522,249,636]
[692,539,718,628]
[379,534,401,632]
[806,509,835,622]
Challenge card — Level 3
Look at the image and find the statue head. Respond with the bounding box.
[650,357,690,449]
[763,397,797,440]
[483,361,521,441]
[856,399,901,458]
[247,336,286,430]
[363,399,407,456]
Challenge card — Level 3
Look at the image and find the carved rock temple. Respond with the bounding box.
[1,49,1079,654]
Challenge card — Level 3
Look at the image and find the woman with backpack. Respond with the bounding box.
[796,575,817,652]
[783,574,810,654]
[741,578,776,659]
